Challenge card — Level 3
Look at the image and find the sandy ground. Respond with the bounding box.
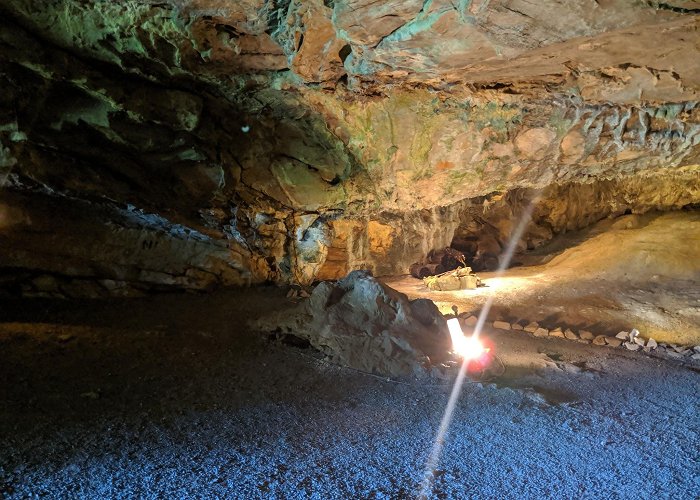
[1,287,698,498]
[387,211,700,345]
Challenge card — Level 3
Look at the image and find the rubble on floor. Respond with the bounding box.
[579,330,595,340]
[423,267,482,291]
[479,315,699,363]
[606,337,623,347]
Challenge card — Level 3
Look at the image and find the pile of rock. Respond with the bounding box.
[252,271,455,378]
[423,267,482,291]
[656,344,700,361]
[488,319,591,341]
[486,318,700,362]
[613,329,650,351]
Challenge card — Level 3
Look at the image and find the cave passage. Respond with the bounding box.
[1,0,699,498]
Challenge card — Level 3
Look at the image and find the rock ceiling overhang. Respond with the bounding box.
[0,0,699,289]
[2,0,699,102]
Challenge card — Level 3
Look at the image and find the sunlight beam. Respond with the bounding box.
[418,191,541,498]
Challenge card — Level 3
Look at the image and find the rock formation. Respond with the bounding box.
[0,1,698,293]
[252,270,453,377]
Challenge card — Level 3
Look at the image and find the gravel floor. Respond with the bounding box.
[0,289,698,498]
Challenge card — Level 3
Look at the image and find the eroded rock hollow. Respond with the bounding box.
[1,0,698,295]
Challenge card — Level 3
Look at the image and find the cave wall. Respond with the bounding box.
[0,0,699,293]
[0,191,257,297]
[452,170,700,270]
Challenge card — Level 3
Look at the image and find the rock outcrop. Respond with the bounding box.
[0,1,698,292]
[0,190,259,297]
[252,270,453,378]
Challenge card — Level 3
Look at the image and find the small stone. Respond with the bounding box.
[671,344,685,353]
[463,315,478,327]
[299,289,310,298]
[666,350,683,359]
[646,338,658,349]
[57,334,75,343]
[633,336,645,346]
[493,320,511,330]
[629,328,640,340]
[693,346,700,353]
[691,353,700,361]
[511,323,524,331]
[577,339,591,344]
[606,337,623,347]
[592,335,607,346]
[533,327,549,337]
[564,329,579,340]
[624,341,641,351]
[286,288,295,298]
[578,330,594,340]
[549,327,565,338]
[615,331,629,340]
[524,322,539,333]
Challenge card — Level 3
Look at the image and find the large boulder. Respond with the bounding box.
[254,271,453,378]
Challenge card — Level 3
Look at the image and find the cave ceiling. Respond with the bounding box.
[0,0,699,288]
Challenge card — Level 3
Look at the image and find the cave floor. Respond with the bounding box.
[1,287,698,498]
[386,271,700,346]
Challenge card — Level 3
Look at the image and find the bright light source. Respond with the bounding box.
[447,318,466,353]
[446,317,486,359]
[421,195,539,499]
[461,335,486,360]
